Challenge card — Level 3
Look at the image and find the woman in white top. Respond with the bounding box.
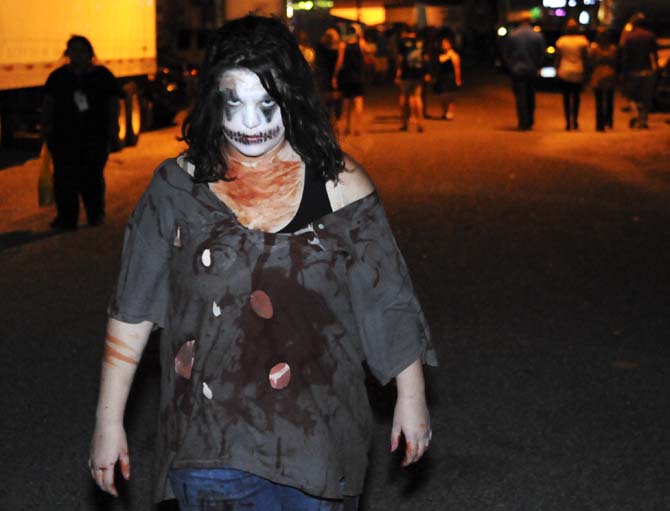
[555,19,590,130]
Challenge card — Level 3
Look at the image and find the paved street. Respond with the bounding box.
[1,68,669,511]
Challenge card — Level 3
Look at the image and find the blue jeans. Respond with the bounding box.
[169,468,356,511]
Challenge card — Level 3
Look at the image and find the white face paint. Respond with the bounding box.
[219,68,286,157]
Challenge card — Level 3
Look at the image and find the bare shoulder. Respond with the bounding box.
[326,153,375,210]
[330,154,376,208]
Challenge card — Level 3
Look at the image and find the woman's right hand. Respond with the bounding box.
[89,421,131,497]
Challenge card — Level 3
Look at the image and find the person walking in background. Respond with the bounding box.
[620,14,658,129]
[433,35,462,120]
[396,28,429,132]
[334,23,369,136]
[41,35,122,230]
[555,19,589,131]
[315,27,343,134]
[297,31,316,69]
[589,27,617,131]
[88,15,436,510]
[617,12,646,113]
[501,14,546,131]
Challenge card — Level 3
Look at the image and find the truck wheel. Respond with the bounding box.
[111,97,126,152]
[111,85,142,150]
[141,98,154,132]
[124,89,141,147]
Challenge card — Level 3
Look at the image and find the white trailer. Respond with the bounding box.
[0,0,158,147]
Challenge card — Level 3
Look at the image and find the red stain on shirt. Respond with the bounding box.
[250,290,274,319]
[175,340,196,379]
[269,362,291,389]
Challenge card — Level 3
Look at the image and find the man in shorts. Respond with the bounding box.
[396,29,429,133]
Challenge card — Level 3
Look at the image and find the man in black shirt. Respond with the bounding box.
[501,15,546,131]
[620,14,659,129]
[42,36,122,229]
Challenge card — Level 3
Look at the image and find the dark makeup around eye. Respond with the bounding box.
[222,88,279,124]
[222,89,241,121]
[260,102,278,123]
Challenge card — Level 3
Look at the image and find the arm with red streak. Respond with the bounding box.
[89,318,153,497]
[390,359,431,467]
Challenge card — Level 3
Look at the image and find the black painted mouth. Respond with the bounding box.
[223,126,282,145]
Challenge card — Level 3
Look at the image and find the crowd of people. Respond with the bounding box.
[307,13,661,136]
[502,12,660,132]
[310,22,463,135]
[43,16,662,232]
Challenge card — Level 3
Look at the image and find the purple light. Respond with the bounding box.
[555,8,566,16]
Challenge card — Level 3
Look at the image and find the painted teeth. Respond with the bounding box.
[223,126,281,145]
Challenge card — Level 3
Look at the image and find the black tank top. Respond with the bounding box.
[278,169,333,233]
[339,42,364,85]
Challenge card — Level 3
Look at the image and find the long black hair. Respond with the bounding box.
[182,15,344,182]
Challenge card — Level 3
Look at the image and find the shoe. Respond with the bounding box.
[417,125,424,133]
[88,217,106,227]
[399,125,408,132]
[445,113,455,121]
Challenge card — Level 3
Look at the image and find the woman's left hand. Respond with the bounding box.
[390,393,431,467]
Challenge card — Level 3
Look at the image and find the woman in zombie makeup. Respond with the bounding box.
[89,15,436,511]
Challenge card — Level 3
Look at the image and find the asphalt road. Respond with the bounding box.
[1,69,669,511]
